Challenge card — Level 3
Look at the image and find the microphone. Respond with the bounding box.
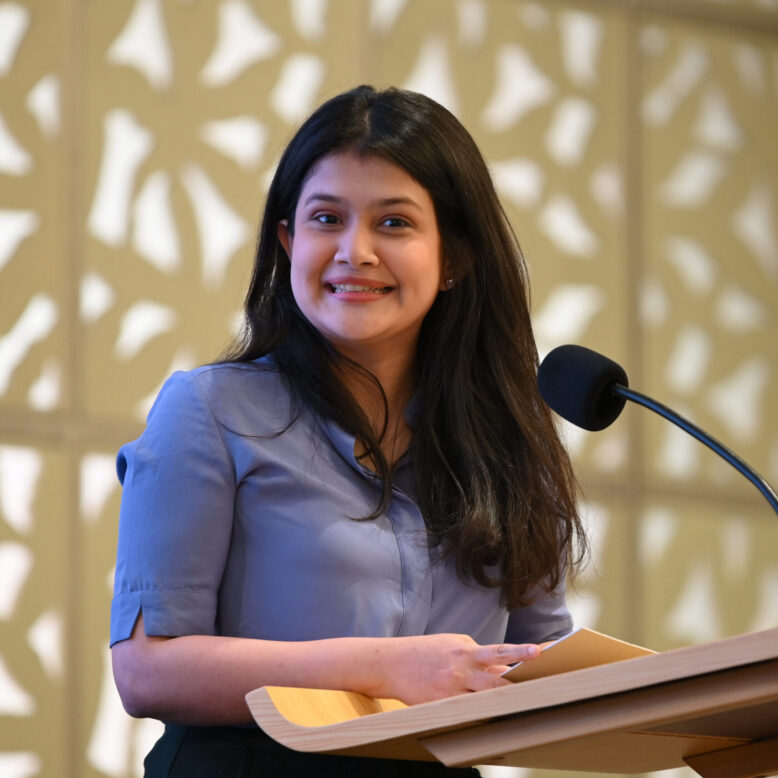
[538,344,778,516]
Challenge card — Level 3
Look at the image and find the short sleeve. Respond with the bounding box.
[504,579,573,645]
[110,370,236,645]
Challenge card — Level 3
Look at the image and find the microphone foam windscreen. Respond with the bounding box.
[538,345,629,431]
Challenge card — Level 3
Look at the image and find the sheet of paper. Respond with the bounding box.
[502,627,655,682]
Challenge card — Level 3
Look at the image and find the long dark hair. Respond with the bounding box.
[225,85,585,609]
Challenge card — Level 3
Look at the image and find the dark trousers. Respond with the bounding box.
[144,724,482,777]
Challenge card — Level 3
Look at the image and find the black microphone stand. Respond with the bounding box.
[611,383,778,517]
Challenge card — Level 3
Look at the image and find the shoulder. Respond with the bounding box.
[117,359,296,484]
[151,358,297,437]
[181,358,285,400]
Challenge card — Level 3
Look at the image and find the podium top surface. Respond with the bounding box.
[245,626,778,771]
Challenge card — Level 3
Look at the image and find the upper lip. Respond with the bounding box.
[324,276,394,289]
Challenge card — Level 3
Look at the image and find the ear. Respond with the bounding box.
[439,258,453,291]
[277,220,293,258]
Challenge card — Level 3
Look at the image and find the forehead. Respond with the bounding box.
[299,151,432,203]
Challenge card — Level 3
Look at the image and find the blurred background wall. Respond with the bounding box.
[0,1,776,776]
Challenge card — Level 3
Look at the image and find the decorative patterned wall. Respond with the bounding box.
[0,2,776,777]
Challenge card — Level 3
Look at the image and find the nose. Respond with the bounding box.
[334,223,378,266]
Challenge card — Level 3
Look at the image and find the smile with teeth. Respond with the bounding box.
[328,283,393,294]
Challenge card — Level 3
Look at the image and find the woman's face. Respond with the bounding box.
[278,151,446,365]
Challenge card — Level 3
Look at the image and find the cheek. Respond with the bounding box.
[289,265,310,308]
[289,254,324,315]
[289,245,314,285]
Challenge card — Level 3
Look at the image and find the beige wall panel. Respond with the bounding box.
[694,0,778,13]
[565,494,637,639]
[638,497,777,650]
[0,3,69,418]
[77,447,157,778]
[0,442,69,776]
[640,18,778,498]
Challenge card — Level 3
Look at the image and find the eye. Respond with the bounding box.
[381,216,410,229]
[313,213,340,225]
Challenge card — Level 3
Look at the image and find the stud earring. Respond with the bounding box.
[445,277,455,290]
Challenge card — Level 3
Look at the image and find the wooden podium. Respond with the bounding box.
[246,626,778,776]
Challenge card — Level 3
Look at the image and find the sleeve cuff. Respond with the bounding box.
[110,589,218,646]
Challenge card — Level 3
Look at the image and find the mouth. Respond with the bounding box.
[326,283,394,295]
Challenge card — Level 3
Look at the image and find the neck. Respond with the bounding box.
[336,347,417,467]
[336,342,416,413]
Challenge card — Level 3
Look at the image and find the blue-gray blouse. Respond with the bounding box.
[110,360,572,648]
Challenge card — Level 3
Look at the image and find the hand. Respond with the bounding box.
[367,633,540,705]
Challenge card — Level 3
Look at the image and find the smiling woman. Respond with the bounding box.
[109,85,585,777]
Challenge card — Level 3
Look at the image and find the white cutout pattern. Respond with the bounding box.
[0,446,43,535]
[714,284,767,331]
[639,507,679,568]
[665,560,721,643]
[80,453,120,524]
[402,36,459,114]
[132,171,181,273]
[559,10,603,87]
[533,284,604,351]
[0,753,41,778]
[664,235,717,294]
[80,272,116,323]
[0,295,58,397]
[538,195,599,257]
[643,43,709,126]
[369,0,409,33]
[706,357,769,442]
[26,609,64,680]
[661,150,727,207]
[482,44,555,131]
[544,97,597,166]
[114,300,177,360]
[664,325,711,394]
[180,165,250,287]
[0,542,32,620]
[456,0,487,48]
[0,3,29,75]
[0,654,36,716]
[108,0,174,90]
[0,210,39,272]
[25,74,61,137]
[269,53,327,123]
[27,358,61,411]
[200,0,281,87]
[88,110,155,247]
[491,158,545,208]
[200,116,268,169]
[0,112,33,176]
[290,0,328,41]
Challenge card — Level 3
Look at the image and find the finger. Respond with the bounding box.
[485,664,513,677]
[473,643,540,666]
[465,669,513,693]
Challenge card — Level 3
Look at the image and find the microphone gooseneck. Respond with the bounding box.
[538,344,778,516]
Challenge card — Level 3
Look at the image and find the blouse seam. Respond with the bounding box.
[183,369,236,478]
[116,587,214,594]
[186,362,297,444]
[388,507,407,638]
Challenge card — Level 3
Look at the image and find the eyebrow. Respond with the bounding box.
[302,193,423,211]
